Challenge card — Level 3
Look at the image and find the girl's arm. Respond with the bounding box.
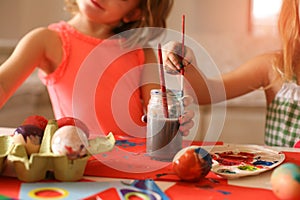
[163,42,272,105]
[0,27,62,107]
[221,53,273,100]
[186,53,272,104]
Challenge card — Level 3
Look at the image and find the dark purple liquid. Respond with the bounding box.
[147,118,182,161]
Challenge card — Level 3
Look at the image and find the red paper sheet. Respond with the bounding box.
[1,136,299,200]
[84,139,222,181]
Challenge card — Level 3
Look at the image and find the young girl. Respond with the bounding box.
[0,0,193,138]
[163,0,300,147]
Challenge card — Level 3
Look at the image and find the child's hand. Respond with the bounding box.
[141,95,195,137]
[179,95,195,136]
[179,110,195,136]
[162,41,194,74]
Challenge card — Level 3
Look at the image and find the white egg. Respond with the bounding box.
[51,125,89,160]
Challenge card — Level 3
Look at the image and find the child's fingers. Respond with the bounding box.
[179,109,195,137]
[179,120,194,136]
[182,47,193,66]
[182,95,194,107]
[163,53,181,73]
[180,110,195,123]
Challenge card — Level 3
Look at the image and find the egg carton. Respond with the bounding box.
[0,120,115,182]
[0,135,13,173]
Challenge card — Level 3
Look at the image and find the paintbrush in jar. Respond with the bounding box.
[158,43,169,118]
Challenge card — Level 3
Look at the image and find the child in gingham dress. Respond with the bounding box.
[163,0,300,147]
[265,81,300,146]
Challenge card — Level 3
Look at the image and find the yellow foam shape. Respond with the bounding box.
[88,132,115,154]
[39,119,58,154]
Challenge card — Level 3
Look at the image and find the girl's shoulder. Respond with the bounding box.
[26,26,63,71]
[17,26,61,50]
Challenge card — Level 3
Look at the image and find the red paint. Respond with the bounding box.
[34,189,63,198]
[212,151,255,166]
[57,117,89,137]
[22,115,48,130]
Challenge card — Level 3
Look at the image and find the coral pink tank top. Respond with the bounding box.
[39,21,146,138]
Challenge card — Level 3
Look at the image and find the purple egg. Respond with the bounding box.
[14,124,44,155]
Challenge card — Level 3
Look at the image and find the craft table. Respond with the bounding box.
[0,127,299,200]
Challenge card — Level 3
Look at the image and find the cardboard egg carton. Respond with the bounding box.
[0,120,115,182]
[0,135,13,173]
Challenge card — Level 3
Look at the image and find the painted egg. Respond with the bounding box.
[51,125,89,160]
[22,115,48,130]
[57,116,89,138]
[172,147,212,182]
[13,124,44,155]
[270,163,300,200]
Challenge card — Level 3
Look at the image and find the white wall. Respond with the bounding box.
[168,0,249,35]
[0,0,68,41]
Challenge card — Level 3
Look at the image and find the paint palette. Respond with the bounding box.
[201,144,285,179]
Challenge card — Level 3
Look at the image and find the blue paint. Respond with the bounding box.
[102,153,108,157]
[216,190,231,195]
[252,160,274,166]
[115,140,144,148]
[195,148,213,167]
[196,184,231,196]
[217,169,236,174]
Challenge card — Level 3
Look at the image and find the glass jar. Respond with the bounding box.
[146,89,184,161]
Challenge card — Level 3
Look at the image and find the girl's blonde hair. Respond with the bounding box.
[64,0,173,44]
[273,0,300,81]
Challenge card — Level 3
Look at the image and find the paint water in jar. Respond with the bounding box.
[146,89,184,161]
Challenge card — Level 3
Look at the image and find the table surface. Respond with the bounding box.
[0,127,300,200]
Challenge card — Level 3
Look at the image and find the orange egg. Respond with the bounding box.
[271,163,300,200]
[172,146,212,182]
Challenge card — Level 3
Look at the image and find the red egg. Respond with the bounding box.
[57,117,89,137]
[172,146,212,182]
[22,115,48,130]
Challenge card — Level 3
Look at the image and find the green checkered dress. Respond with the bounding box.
[265,82,300,147]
